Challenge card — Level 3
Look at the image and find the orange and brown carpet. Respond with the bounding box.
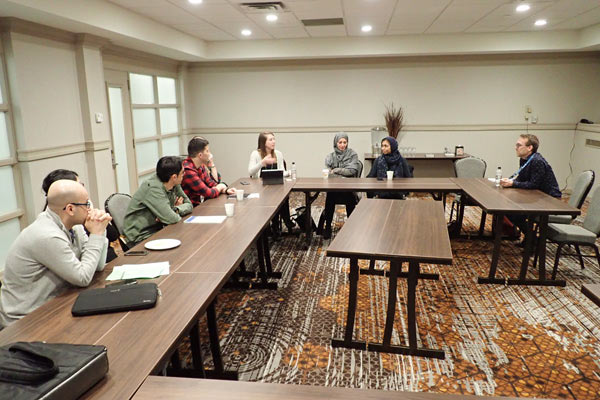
[180,193,600,399]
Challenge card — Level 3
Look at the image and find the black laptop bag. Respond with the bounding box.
[0,342,108,400]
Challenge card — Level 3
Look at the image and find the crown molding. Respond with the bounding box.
[75,33,111,49]
[576,123,600,133]
[0,17,74,44]
[185,123,576,135]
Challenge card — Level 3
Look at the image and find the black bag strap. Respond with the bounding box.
[0,342,59,384]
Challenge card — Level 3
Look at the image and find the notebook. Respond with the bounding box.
[71,283,159,316]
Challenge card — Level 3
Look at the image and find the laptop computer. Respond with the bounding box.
[71,283,159,316]
[261,169,284,185]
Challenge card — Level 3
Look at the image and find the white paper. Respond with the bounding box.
[425,153,435,158]
[106,261,170,281]
[488,178,496,182]
[184,215,227,224]
[247,193,260,199]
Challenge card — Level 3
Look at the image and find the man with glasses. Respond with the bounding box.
[123,156,192,246]
[500,134,561,238]
[0,179,112,328]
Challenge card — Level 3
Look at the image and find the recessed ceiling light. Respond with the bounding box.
[188,0,203,4]
[361,25,372,33]
[515,4,530,12]
[534,19,547,26]
[241,29,252,36]
[266,14,278,22]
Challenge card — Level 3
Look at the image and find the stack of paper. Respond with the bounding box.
[106,261,170,281]
[247,193,260,199]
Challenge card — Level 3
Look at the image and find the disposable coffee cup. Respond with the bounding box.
[386,171,394,180]
[225,203,235,217]
[236,189,244,201]
[322,169,329,179]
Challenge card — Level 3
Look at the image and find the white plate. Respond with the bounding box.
[144,239,181,250]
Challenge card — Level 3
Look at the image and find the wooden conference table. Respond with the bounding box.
[0,176,580,398]
[364,152,469,177]
[133,376,534,400]
[452,178,580,286]
[292,177,460,246]
[327,199,452,359]
[0,178,294,399]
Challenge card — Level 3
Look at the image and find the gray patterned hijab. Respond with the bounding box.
[332,132,352,165]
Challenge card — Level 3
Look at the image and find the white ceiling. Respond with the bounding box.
[107,0,600,41]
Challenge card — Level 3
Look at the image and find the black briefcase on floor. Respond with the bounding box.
[0,342,108,400]
[71,282,159,316]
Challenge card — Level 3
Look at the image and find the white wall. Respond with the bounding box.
[185,54,600,185]
[572,124,600,192]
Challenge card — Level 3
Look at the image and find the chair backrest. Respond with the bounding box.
[104,193,132,235]
[356,159,363,178]
[454,157,487,178]
[583,186,600,236]
[568,170,595,209]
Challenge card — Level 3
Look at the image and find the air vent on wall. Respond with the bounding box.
[301,18,344,26]
[240,2,285,13]
[585,139,600,149]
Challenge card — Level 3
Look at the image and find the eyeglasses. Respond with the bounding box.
[63,200,91,210]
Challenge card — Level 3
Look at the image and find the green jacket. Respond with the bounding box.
[123,174,192,245]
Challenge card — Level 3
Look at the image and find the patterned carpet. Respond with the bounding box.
[178,193,600,399]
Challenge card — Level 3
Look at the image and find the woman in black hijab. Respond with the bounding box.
[366,136,413,199]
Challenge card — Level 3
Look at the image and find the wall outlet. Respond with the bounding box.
[95,112,104,123]
[531,115,538,124]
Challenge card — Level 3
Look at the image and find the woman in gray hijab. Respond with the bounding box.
[318,132,362,239]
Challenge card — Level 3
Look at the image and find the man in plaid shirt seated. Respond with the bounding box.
[182,137,235,205]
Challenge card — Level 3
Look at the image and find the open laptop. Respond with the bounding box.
[261,169,284,185]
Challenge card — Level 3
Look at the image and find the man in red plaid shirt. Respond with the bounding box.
[181,137,235,205]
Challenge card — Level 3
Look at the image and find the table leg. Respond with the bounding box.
[368,261,444,359]
[262,233,282,279]
[165,323,207,378]
[204,300,239,380]
[478,213,506,284]
[518,217,535,280]
[253,233,278,290]
[331,257,366,350]
[304,191,312,248]
[382,260,400,347]
[504,215,565,287]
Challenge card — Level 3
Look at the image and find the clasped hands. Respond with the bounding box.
[85,208,112,235]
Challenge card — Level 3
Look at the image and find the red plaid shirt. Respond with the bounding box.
[181,157,220,205]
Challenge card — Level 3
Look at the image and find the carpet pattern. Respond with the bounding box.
[180,193,600,399]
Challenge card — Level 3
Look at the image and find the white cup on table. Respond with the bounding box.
[225,203,235,217]
[322,169,329,179]
[386,171,394,180]
[236,189,244,201]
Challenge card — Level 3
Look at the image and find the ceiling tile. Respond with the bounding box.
[109,0,169,8]
[266,27,310,39]
[345,14,391,36]
[217,20,273,39]
[285,0,344,20]
[246,11,304,28]
[133,6,202,25]
[426,0,508,33]
[553,5,600,30]
[388,0,451,34]
[342,0,397,17]
[466,1,554,33]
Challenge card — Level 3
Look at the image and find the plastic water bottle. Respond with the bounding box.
[291,162,297,180]
[495,166,502,187]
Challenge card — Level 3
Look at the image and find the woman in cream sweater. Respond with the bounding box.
[248,131,294,234]
[248,131,289,178]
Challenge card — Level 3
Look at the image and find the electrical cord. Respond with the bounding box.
[562,130,576,192]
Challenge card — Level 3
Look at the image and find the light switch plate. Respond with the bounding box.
[95,112,104,123]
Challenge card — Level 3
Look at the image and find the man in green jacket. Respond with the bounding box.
[123,156,192,246]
